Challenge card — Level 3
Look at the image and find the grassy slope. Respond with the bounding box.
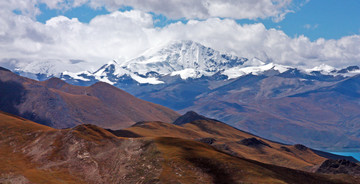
[0,111,86,184]
[0,111,357,183]
[154,137,347,184]
[123,120,326,171]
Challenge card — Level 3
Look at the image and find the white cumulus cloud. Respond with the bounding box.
[3,0,300,21]
[89,0,297,21]
[0,1,360,75]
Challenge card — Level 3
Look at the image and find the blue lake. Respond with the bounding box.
[330,152,360,162]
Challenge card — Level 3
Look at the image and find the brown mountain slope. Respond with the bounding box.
[0,68,179,129]
[0,111,163,183]
[0,111,355,184]
[118,113,358,172]
[0,111,85,184]
[121,120,326,171]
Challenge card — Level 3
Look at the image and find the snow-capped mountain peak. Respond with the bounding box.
[120,40,248,78]
[59,40,314,84]
[93,60,124,76]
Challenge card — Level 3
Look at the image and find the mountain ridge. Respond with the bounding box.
[0,69,179,129]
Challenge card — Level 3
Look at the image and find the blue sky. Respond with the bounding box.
[36,4,190,29]
[268,0,360,40]
[35,0,360,41]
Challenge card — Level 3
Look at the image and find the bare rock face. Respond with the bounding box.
[238,138,272,148]
[196,137,217,145]
[316,159,360,177]
[173,111,214,125]
[294,144,308,151]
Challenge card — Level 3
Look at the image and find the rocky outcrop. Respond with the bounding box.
[173,111,215,125]
[238,138,272,148]
[316,159,360,176]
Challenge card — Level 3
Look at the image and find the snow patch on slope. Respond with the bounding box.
[304,64,360,77]
[170,68,198,79]
[62,71,91,81]
[305,64,336,74]
[130,74,164,84]
[10,59,85,78]
[91,60,164,85]
[222,63,291,79]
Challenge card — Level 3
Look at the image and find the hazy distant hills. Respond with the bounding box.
[0,67,179,129]
[1,110,359,183]
[4,40,360,149]
[181,73,360,149]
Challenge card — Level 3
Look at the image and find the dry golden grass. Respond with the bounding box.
[124,120,327,171]
[0,111,86,184]
[124,121,205,138]
[0,145,85,184]
[154,137,345,184]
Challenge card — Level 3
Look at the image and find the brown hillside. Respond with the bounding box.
[120,113,357,173]
[122,120,328,171]
[0,111,355,184]
[0,69,179,129]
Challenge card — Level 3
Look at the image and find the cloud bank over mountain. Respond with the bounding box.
[3,0,297,20]
[0,0,359,72]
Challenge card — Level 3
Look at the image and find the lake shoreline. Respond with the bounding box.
[328,151,360,162]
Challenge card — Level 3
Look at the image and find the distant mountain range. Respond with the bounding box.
[6,40,360,85]
[3,40,360,150]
